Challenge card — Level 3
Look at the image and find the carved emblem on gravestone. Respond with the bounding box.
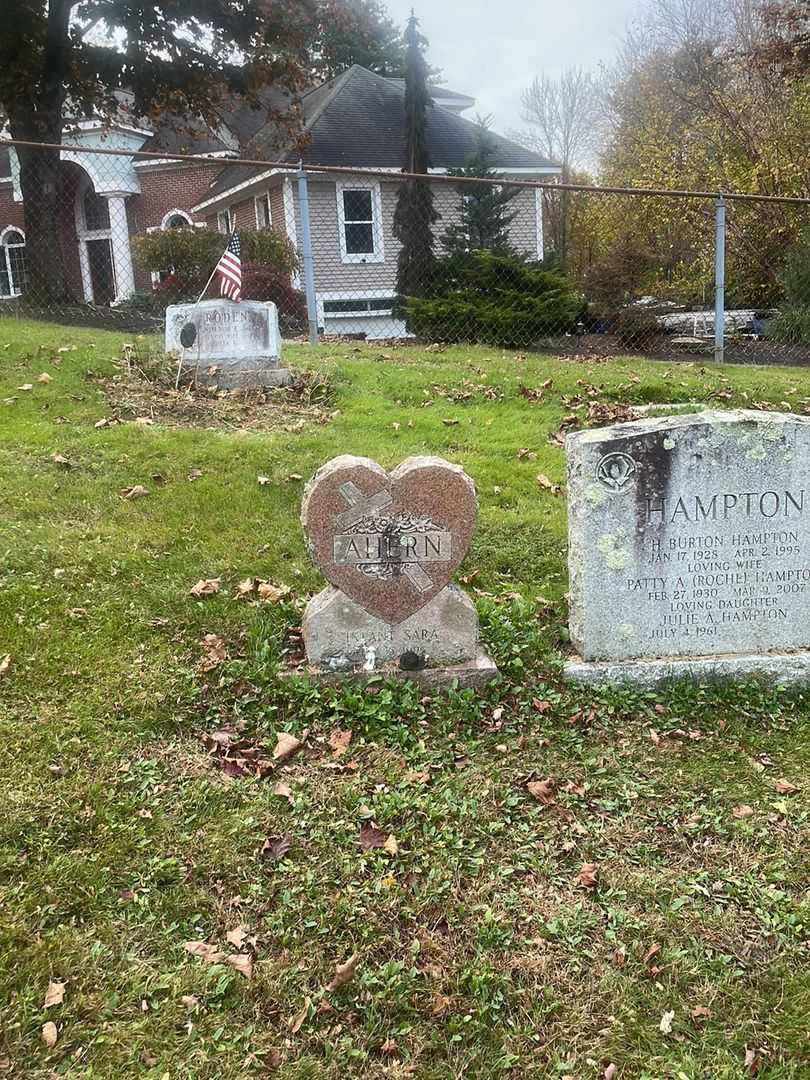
[597,451,637,491]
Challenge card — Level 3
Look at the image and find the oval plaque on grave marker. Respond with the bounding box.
[179,322,197,349]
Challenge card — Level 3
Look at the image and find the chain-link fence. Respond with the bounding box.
[2,139,810,365]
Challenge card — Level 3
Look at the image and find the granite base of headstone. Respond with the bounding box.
[565,409,810,687]
[165,298,291,388]
[283,454,497,688]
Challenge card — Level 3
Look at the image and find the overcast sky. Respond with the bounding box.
[384,0,642,135]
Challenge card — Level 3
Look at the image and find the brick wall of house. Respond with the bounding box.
[129,163,223,233]
[0,185,25,231]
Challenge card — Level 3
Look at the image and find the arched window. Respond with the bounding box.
[0,228,26,297]
[161,209,193,230]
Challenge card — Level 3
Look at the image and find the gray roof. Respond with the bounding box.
[203,65,559,202]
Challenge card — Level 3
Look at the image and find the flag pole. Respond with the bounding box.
[174,233,232,390]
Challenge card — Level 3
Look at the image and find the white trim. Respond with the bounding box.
[191,164,562,211]
[283,177,300,289]
[336,180,384,264]
[160,208,194,229]
[63,119,154,139]
[254,190,272,229]
[316,288,397,324]
[535,187,544,260]
[0,225,25,297]
[192,167,292,212]
[134,150,238,170]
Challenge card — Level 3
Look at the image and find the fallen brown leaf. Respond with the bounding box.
[44,981,65,1009]
[272,781,293,803]
[289,996,312,1033]
[184,941,226,964]
[261,834,292,861]
[432,993,451,1016]
[0,655,10,679]
[526,778,556,805]
[604,1065,617,1080]
[643,943,662,966]
[190,578,221,597]
[384,833,399,856]
[359,822,387,851]
[199,633,228,673]
[180,995,199,1009]
[536,472,563,496]
[733,804,754,819]
[326,952,360,991]
[380,1037,398,1056]
[577,862,599,889]
[531,698,553,713]
[257,581,291,604]
[41,1022,58,1049]
[226,925,247,949]
[273,731,303,762]
[121,484,149,500]
[691,1005,713,1020]
[225,953,253,980]
[329,729,353,758]
[37,372,53,384]
[774,778,799,795]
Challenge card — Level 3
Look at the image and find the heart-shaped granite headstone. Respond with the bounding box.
[302,455,478,624]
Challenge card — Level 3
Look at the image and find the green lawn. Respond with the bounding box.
[0,319,809,1079]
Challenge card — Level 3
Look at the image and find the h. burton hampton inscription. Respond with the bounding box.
[565,410,810,685]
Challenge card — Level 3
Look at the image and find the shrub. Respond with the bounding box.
[611,309,662,349]
[405,251,582,347]
[133,229,224,283]
[241,265,307,332]
[770,306,810,345]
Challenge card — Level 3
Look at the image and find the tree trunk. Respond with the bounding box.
[14,140,72,306]
[6,0,73,306]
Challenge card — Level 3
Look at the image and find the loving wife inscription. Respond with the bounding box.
[566,411,810,677]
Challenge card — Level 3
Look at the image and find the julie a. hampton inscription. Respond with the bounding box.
[566,411,810,665]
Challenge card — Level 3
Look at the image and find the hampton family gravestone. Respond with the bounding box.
[292,455,497,687]
[165,298,290,388]
[565,409,810,686]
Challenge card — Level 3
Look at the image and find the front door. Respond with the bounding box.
[86,239,115,306]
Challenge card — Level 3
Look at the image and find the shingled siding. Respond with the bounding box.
[290,176,542,297]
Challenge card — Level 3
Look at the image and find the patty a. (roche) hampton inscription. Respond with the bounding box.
[565,410,810,683]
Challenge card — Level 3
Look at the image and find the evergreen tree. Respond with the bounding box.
[441,118,518,257]
[313,0,406,79]
[393,13,437,301]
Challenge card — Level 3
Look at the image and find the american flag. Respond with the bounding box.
[216,231,242,301]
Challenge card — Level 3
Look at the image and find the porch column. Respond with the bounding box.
[106,194,135,303]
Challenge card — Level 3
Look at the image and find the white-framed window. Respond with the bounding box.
[0,226,26,297]
[322,296,395,316]
[161,209,193,230]
[254,191,272,229]
[336,181,384,263]
[217,209,232,234]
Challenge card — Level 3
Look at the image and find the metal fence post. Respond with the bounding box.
[714,195,726,364]
[296,164,319,346]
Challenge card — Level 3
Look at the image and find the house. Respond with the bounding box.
[0,66,561,339]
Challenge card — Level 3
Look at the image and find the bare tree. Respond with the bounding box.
[515,67,603,265]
